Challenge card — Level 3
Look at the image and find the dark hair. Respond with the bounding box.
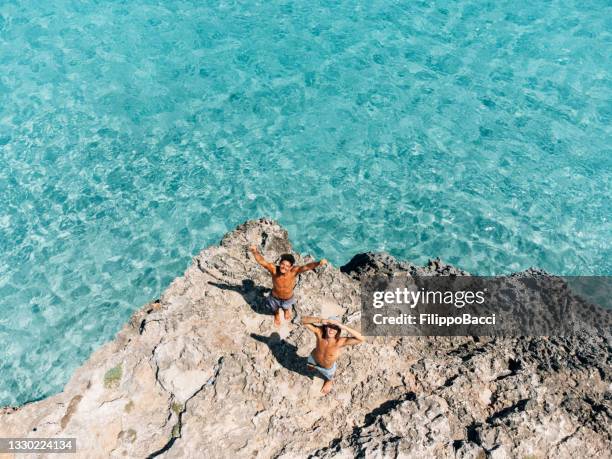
[322,324,342,339]
[279,253,295,266]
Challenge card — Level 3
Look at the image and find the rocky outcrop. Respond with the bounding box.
[1,219,610,458]
[341,252,469,278]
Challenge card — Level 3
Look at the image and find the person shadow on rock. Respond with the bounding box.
[250,332,313,378]
[208,279,273,316]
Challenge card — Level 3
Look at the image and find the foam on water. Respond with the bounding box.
[0,0,610,405]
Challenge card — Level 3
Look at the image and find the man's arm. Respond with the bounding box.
[326,319,365,346]
[301,316,323,336]
[295,259,328,273]
[249,245,275,274]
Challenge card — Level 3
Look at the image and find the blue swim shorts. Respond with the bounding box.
[307,354,337,381]
[266,294,296,312]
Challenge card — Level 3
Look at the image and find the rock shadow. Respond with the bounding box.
[250,332,313,379]
[208,279,273,316]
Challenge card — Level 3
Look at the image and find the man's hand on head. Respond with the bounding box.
[319,259,328,267]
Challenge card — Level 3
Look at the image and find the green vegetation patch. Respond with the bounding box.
[171,402,183,416]
[103,363,123,389]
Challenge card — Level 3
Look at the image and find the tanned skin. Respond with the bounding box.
[302,316,365,394]
[249,245,327,325]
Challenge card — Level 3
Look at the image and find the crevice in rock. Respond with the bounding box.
[508,358,521,373]
[363,392,416,427]
[146,357,224,458]
[98,396,122,408]
[452,439,465,451]
[443,374,459,387]
[151,341,168,393]
[554,427,579,448]
[140,318,163,335]
[495,358,522,381]
[486,399,529,424]
[466,421,481,445]
[196,256,208,275]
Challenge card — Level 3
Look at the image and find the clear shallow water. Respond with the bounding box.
[0,0,610,405]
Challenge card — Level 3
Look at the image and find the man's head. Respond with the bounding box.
[322,324,341,339]
[278,253,295,274]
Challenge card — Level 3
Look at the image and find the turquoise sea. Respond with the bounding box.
[0,0,610,405]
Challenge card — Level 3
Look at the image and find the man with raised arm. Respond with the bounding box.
[301,316,365,395]
[249,245,327,326]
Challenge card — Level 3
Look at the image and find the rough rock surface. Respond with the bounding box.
[0,219,610,459]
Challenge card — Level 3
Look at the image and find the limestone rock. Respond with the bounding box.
[0,218,610,458]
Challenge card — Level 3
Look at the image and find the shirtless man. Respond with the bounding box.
[302,316,364,394]
[249,245,327,326]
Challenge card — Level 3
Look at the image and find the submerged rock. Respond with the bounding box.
[0,218,610,458]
